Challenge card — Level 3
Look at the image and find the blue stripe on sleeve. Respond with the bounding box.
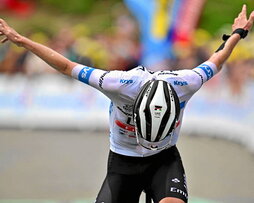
[196,64,214,80]
[78,66,95,84]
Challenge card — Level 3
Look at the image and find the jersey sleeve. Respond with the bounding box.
[71,64,128,99]
[192,61,218,85]
[170,61,218,94]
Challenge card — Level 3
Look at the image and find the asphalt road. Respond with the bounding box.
[0,130,253,203]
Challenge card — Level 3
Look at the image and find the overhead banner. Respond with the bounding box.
[124,0,175,69]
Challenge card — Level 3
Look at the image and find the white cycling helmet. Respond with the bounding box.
[133,80,180,150]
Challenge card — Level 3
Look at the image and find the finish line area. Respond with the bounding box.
[0,130,253,203]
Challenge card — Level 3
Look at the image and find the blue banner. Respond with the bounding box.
[124,0,175,69]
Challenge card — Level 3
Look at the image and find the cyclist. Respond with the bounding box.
[1,4,253,203]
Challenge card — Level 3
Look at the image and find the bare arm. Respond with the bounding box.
[0,19,78,76]
[208,5,254,71]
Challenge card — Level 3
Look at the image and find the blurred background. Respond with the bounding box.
[0,0,254,203]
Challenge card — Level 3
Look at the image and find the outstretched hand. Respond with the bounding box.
[0,18,21,45]
[232,4,254,32]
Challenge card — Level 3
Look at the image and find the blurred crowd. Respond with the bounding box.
[0,14,141,74]
[0,14,254,99]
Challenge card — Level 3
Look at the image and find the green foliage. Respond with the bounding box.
[39,0,121,14]
[10,0,254,37]
[200,0,254,34]
[39,0,95,13]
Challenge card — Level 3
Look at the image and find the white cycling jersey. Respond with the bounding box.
[71,61,218,157]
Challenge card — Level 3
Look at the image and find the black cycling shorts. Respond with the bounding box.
[95,146,188,203]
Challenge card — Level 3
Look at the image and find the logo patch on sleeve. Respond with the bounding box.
[197,64,214,80]
[78,66,94,84]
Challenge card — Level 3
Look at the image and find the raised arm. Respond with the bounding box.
[208,5,254,71]
[0,19,78,76]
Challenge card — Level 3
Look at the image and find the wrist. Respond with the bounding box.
[11,33,23,46]
[232,28,248,39]
[15,35,28,47]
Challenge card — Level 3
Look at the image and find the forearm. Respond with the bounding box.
[0,18,78,75]
[208,33,241,71]
[207,5,254,71]
[13,34,77,76]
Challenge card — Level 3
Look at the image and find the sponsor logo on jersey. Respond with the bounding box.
[170,187,188,199]
[78,66,94,84]
[197,64,214,80]
[99,71,110,89]
[158,71,178,76]
[120,79,133,84]
[123,104,133,112]
[171,178,181,183]
[119,128,127,135]
[173,80,188,86]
